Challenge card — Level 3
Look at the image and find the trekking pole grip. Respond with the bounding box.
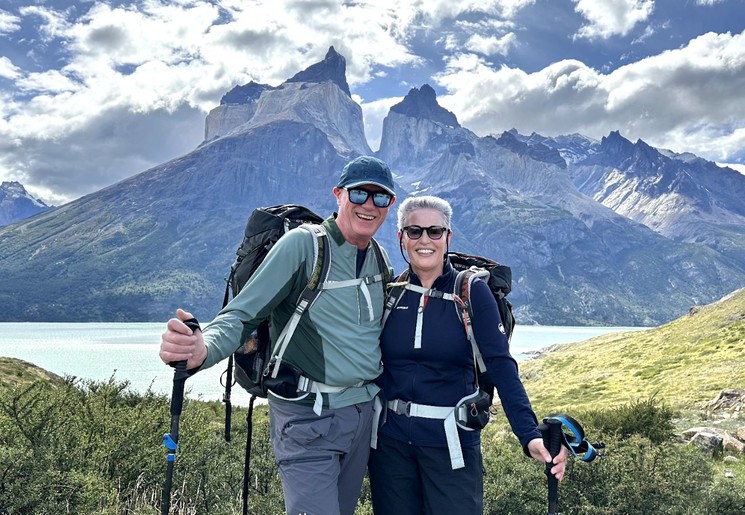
[543,418,563,515]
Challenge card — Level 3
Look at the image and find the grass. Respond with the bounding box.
[519,287,745,417]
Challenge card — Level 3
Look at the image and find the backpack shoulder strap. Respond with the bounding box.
[270,223,330,377]
[382,269,409,326]
[454,268,489,375]
[301,224,332,290]
[370,237,393,285]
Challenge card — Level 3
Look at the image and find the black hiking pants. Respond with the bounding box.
[368,433,484,515]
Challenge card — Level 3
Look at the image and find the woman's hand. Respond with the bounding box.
[527,437,568,480]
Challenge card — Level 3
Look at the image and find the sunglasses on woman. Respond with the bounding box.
[345,188,394,208]
[402,225,449,240]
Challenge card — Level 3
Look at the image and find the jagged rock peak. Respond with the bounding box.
[220,81,272,105]
[1,181,25,195]
[600,130,634,155]
[1,181,47,205]
[495,131,566,169]
[390,84,460,127]
[0,180,51,226]
[599,131,664,167]
[285,46,351,97]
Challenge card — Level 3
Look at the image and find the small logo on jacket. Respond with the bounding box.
[396,305,409,310]
[498,323,506,335]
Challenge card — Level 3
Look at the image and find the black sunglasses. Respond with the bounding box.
[346,188,393,208]
[402,225,449,240]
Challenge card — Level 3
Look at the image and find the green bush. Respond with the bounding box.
[577,396,677,444]
[1,382,743,515]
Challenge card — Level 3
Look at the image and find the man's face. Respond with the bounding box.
[334,185,395,248]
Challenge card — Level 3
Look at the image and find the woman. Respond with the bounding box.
[369,195,566,515]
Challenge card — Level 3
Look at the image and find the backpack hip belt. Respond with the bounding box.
[295,376,372,415]
[384,393,486,470]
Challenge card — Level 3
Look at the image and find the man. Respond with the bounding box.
[159,155,396,515]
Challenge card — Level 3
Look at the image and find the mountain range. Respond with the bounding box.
[1,46,744,325]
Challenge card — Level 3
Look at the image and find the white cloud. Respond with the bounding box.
[434,29,745,162]
[19,5,73,41]
[383,0,534,25]
[0,0,427,200]
[0,56,20,80]
[573,0,655,40]
[465,32,517,56]
[696,0,723,5]
[0,9,21,34]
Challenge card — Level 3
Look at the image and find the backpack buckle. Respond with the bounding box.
[390,399,413,416]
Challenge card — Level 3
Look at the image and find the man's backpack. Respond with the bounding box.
[383,251,515,406]
[220,205,329,411]
[220,204,329,515]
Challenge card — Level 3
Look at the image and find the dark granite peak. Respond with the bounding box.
[390,84,460,127]
[285,46,351,97]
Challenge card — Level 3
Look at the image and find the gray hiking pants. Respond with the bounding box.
[268,398,375,515]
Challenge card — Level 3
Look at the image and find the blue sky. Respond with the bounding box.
[1,0,744,204]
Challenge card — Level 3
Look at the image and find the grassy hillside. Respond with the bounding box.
[0,356,64,388]
[520,287,745,413]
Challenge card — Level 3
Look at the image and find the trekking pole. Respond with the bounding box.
[223,355,234,442]
[161,318,200,515]
[543,417,563,515]
[221,279,234,443]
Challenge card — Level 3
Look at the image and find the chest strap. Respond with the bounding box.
[401,283,456,349]
[321,273,385,322]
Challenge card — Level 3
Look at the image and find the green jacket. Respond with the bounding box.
[201,215,392,409]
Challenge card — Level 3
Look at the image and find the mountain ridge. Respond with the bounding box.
[1,49,743,324]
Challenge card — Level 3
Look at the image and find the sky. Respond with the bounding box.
[1,0,744,205]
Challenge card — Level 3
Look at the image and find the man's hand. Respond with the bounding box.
[159,308,207,370]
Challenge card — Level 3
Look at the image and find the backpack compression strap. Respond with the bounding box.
[382,269,410,327]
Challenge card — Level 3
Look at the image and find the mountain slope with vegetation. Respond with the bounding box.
[520,287,745,413]
[0,356,63,388]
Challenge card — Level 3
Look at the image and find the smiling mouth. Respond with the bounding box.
[356,213,375,221]
[415,249,435,255]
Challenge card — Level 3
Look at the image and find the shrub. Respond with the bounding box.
[2,383,743,515]
[577,396,677,444]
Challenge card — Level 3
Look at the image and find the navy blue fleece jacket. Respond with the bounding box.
[377,261,541,449]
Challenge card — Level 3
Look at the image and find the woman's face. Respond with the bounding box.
[400,207,451,276]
